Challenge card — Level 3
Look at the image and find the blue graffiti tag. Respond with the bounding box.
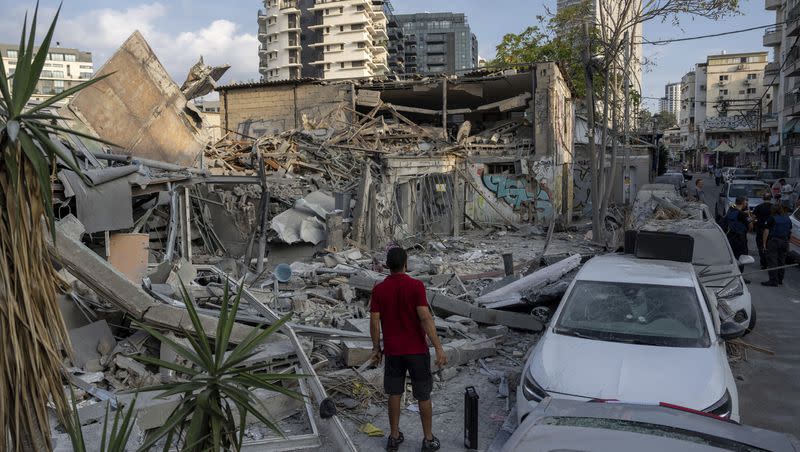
[482,175,534,209]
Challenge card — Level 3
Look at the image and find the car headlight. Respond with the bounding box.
[522,369,549,402]
[716,277,744,300]
[704,389,732,419]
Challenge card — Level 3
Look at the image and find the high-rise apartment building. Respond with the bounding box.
[678,52,769,168]
[395,13,478,75]
[660,82,681,116]
[0,44,93,104]
[258,0,391,82]
[761,0,798,174]
[556,0,643,96]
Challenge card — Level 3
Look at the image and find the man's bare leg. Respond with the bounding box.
[389,394,402,438]
[419,399,433,440]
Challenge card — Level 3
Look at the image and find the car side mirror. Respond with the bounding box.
[720,320,746,341]
[738,255,755,266]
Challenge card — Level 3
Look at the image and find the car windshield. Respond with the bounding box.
[688,228,734,267]
[555,281,710,348]
[732,169,756,176]
[729,184,768,198]
[758,170,786,180]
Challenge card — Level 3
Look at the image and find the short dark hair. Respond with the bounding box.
[779,178,786,184]
[734,196,746,206]
[695,179,703,186]
[386,247,408,273]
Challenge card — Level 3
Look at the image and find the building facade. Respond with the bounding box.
[762,0,799,175]
[0,44,93,104]
[258,0,391,82]
[660,82,681,116]
[395,12,478,75]
[679,52,769,168]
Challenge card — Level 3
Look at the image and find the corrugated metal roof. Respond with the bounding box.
[216,77,322,91]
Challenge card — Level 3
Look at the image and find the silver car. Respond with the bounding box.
[502,398,800,452]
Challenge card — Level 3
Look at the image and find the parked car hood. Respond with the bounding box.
[531,332,726,411]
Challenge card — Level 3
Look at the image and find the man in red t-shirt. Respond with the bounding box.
[369,247,447,452]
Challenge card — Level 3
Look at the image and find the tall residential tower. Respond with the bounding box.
[258,0,391,81]
[0,44,93,105]
[395,12,478,75]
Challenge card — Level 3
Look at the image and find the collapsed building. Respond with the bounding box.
[42,30,601,451]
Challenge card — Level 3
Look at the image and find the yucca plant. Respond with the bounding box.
[132,283,305,451]
[0,3,112,450]
[65,390,140,452]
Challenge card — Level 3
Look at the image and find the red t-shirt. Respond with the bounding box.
[369,273,430,356]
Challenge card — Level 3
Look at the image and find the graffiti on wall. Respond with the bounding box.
[573,159,592,214]
[481,172,554,219]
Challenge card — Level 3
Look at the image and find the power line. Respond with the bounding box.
[643,22,785,45]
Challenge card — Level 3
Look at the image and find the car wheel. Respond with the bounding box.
[745,305,757,335]
[531,306,552,324]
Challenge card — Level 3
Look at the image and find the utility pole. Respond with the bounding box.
[622,31,632,204]
[583,23,601,240]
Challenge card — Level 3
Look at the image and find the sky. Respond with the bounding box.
[0,0,774,110]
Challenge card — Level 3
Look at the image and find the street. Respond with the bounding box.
[698,172,800,437]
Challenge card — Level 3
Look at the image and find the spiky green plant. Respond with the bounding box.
[0,3,112,450]
[65,390,140,452]
[132,283,305,451]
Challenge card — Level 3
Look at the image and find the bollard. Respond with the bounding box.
[464,386,479,449]
[502,253,514,277]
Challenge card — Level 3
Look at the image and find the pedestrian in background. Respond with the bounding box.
[725,197,752,278]
[714,167,723,186]
[690,178,705,203]
[369,247,446,452]
[753,193,774,270]
[762,203,792,287]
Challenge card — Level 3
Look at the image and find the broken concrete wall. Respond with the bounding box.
[218,81,353,137]
[532,62,574,223]
[574,144,652,208]
[369,155,461,248]
[66,31,208,166]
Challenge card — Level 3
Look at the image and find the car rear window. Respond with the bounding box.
[729,184,768,198]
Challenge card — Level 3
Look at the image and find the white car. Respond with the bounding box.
[517,254,743,424]
[642,220,755,333]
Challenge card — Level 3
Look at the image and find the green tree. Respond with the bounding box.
[0,4,111,450]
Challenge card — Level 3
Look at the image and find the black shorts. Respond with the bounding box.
[384,353,432,401]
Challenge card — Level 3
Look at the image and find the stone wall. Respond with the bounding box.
[219,82,353,137]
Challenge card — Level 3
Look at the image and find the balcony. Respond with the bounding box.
[258,32,268,42]
[785,91,800,116]
[787,48,800,76]
[765,61,780,85]
[765,0,781,10]
[258,10,267,25]
[788,2,800,36]
[763,25,782,47]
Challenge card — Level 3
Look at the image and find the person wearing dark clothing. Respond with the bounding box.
[370,247,446,452]
[752,193,774,270]
[725,196,752,261]
[762,204,792,286]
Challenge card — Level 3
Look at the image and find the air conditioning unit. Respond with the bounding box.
[737,63,746,70]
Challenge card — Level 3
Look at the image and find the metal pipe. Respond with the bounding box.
[91,152,207,175]
[164,186,178,263]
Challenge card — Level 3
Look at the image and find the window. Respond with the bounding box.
[747,88,757,94]
[351,24,364,30]
[79,72,92,80]
[739,90,745,95]
[64,54,76,62]
[740,57,747,63]
[340,43,344,51]
[7,50,17,58]
[720,89,728,95]
[325,8,329,14]
[357,42,366,48]
[340,26,345,32]
[356,4,364,11]
[353,60,364,67]
[747,73,757,80]
[49,53,64,61]
[326,63,331,70]
[339,7,343,13]
[719,75,728,81]
[700,85,706,91]
[340,62,345,68]
[325,27,330,34]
